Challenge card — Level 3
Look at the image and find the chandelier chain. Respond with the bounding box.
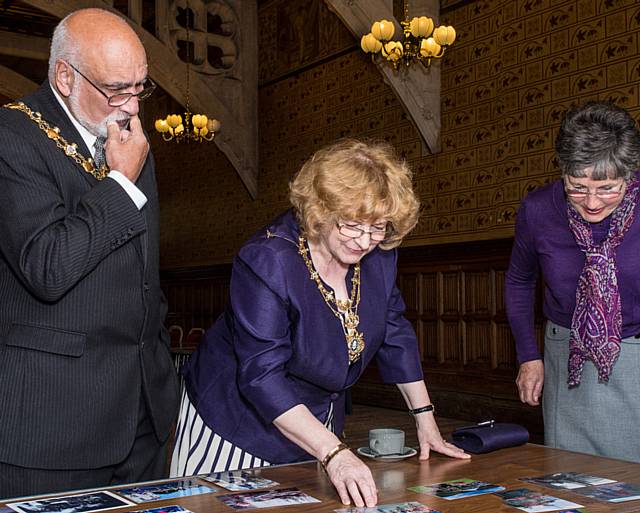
[185,1,191,112]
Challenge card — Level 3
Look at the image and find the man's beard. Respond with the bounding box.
[67,89,130,138]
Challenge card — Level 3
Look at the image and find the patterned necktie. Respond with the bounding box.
[93,136,107,169]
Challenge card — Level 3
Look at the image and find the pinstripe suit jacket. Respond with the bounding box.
[0,83,179,469]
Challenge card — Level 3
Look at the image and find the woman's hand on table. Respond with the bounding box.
[273,406,377,507]
[415,412,471,461]
[516,359,544,406]
[325,448,378,507]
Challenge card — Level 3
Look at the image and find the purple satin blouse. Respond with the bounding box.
[182,210,423,464]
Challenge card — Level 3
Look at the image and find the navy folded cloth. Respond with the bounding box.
[451,422,529,454]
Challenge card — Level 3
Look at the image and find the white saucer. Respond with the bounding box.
[356,446,417,460]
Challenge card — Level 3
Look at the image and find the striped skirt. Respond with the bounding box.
[170,390,271,477]
[170,390,336,477]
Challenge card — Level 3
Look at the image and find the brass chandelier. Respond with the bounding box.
[360,0,456,70]
[154,4,220,142]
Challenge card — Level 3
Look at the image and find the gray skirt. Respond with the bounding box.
[543,321,640,462]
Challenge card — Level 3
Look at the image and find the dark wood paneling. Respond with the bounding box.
[353,238,544,442]
[161,264,232,346]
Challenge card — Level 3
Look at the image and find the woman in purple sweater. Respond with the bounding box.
[506,101,640,461]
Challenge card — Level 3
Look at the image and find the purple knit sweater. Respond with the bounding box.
[505,172,640,364]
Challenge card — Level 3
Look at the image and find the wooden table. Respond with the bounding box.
[3,444,640,512]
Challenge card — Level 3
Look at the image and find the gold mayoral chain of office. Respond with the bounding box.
[3,101,109,180]
[297,235,365,363]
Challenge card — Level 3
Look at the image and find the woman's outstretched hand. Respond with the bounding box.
[416,413,471,461]
[325,448,378,507]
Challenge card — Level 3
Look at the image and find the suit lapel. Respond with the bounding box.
[23,82,97,187]
[23,83,149,268]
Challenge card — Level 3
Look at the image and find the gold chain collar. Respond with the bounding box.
[297,235,365,363]
[4,101,109,180]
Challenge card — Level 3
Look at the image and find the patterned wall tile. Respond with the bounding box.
[155,0,640,266]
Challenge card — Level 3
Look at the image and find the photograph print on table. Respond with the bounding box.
[122,506,193,513]
[202,470,278,491]
[334,501,441,512]
[217,487,320,510]
[114,479,216,503]
[520,472,617,490]
[408,477,505,500]
[8,491,134,513]
[495,488,584,512]
[571,481,640,503]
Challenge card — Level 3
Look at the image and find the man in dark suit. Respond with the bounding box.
[0,8,179,498]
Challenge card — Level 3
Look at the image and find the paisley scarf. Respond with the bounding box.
[567,178,640,386]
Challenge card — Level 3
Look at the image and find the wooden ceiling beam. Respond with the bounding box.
[0,30,50,60]
[0,64,39,99]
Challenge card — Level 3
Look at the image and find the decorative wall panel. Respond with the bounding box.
[420,274,439,317]
[421,320,439,363]
[157,0,640,437]
[161,265,232,336]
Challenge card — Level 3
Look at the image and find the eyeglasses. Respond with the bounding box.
[337,222,388,241]
[68,63,156,107]
[564,179,626,200]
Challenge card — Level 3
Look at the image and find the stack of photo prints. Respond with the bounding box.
[2,473,323,513]
[4,470,640,513]
[405,472,640,512]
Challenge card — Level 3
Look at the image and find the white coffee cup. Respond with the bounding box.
[368,428,405,455]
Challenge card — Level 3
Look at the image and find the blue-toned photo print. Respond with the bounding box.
[123,506,192,513]
[409,478,504,500]
[334,501,440,512]
[217,487,320,510]
[496,488,584,512]
[520,472,616,490]
[115,479,216,503]
[572,482,640,503]
[203,471,278,491]
[8,491,134,513]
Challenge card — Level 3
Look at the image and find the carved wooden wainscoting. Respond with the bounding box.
[161,238,545,441]
[161,264,232,349]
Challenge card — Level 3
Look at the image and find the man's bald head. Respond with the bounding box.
[48,8,150,138]
[48,9,146,84]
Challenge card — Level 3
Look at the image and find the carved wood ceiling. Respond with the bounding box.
[0,0,258,198]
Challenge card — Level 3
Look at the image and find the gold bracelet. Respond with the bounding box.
[320,442,349,470]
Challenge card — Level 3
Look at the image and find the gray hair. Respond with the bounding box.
[48,12,78,83]
[555,101,640,181]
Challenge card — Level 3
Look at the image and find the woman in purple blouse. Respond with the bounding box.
[171,140,469,507]
[506,102,640,461]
